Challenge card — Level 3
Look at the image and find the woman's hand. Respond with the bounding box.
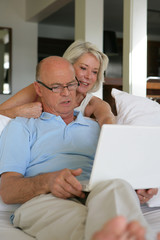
[0,102,43,119]
[136,188,158,204]
[84,96,116,126]
[15,102,43,118]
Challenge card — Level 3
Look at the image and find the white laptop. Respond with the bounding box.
[81,124,160,191]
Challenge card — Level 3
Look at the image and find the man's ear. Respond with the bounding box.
[34,81,43,97]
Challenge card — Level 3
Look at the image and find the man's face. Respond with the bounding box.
[36,58,77,119]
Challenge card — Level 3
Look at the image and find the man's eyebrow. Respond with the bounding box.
[50,80,76,86]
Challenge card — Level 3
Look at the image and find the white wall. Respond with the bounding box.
[38,24,74,40]
[0,0,38,104]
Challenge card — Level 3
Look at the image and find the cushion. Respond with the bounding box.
[111,88,160,126]
[0,114,11,135]
[111,88,160,207]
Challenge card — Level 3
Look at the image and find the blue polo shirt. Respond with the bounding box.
[0,111,100,182]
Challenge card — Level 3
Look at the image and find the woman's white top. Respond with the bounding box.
[74,93,93,115]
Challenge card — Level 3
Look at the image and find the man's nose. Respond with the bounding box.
[60,86,70,95]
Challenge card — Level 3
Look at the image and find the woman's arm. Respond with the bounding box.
[0,84,42,118]
[84,96,116,127]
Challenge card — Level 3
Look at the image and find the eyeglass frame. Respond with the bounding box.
[36,77,80,93]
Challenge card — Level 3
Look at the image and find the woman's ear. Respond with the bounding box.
[34,81,43,97]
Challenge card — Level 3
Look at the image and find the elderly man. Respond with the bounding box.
[0,56,156,240]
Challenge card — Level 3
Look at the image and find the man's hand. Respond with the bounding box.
[136,188,158,204]
[48,168,85,199]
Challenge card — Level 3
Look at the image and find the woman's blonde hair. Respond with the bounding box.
[63,40,109,92]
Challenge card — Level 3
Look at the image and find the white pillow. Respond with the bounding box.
[111,88,160,126]
[0,114,11,135]
[111,89,160,207]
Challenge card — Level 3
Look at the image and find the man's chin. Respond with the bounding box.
[58,107,74,115]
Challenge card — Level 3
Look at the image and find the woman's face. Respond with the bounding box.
[73,53,100,94]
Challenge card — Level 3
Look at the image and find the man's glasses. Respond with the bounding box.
[36,77,80,93]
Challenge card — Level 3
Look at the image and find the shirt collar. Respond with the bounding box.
[40,112,58,120]
[73,110,90,126]
[40,111,90,127]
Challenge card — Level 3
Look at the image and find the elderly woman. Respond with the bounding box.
[0,40,115,126]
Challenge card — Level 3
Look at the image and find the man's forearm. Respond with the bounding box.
[0,169,84,204]
[0,173,50,204]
